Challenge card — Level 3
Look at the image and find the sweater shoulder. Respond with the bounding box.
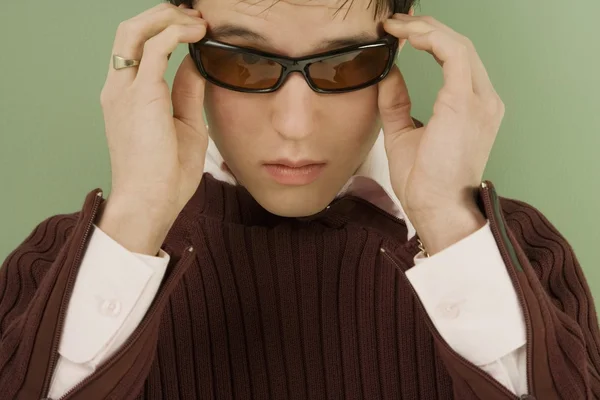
[2,211,80,281]
[0,212,80,334]
[497,196,577,267]
[499,196,566,240]
[19,212,80,254]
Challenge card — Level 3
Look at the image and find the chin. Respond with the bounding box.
[249,186,337,218]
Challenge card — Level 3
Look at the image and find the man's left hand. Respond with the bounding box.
[378,14,505,255]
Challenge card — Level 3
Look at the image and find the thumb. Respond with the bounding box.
[172,54,208,172]
[378,65,420,200]
[378,64,415,139]
[172,54,207,136]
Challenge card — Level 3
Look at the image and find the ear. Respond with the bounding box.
[396,7,415,53]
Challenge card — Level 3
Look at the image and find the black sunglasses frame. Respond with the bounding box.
[188,35,399,94]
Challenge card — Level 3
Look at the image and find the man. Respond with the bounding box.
[0,0,598,398]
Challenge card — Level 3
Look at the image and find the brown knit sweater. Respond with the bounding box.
[1,174,599,400]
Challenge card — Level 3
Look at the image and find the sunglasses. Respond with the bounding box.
[188,35,399,94]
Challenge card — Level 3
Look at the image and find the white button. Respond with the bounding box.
[436,301,460,319]
[99,299,122,317]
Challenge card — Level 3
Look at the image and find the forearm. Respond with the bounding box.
[412,201,487,256]
[97,196,176,256]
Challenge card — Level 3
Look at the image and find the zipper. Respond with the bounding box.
[39,189,195,400]
[50,245,195,400]
[357,180,534,399]
[381,248,520,400]
[41,182,533,399]
[40,190,104,399]
[480,181,534,397]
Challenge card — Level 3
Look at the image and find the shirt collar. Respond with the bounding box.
[203,129,416,239]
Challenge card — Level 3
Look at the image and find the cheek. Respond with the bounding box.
[205,84,262,132]
[204,84,267,159]
[325,87,381,152]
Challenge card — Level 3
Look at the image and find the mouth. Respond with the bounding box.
[262,159,327,186]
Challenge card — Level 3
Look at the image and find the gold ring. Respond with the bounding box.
[112,54,141,70]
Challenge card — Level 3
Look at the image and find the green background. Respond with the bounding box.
[1,1,599,297]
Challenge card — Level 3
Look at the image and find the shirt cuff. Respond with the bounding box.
[59,224,170,364]
[405,221,526,366]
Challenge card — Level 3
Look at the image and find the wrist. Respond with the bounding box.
[97,196,177,256]
[411,202,486,256]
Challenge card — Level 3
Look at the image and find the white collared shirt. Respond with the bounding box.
[48,132,528,398]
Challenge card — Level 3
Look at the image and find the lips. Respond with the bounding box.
[266,159,324,168]
[263,159,327,186]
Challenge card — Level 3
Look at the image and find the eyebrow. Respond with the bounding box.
[209,24,379,52]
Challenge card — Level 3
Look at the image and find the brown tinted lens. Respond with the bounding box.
[308,46,390,90]
[200,46,283,90]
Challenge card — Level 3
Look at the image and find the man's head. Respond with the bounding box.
[171,0,416,217]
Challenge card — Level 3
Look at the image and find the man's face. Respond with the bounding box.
[197,0,390,217]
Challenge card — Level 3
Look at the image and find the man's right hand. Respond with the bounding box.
[97,3,208,255]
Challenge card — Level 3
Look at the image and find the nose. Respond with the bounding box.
[270,72,317,141]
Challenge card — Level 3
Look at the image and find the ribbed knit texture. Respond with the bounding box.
[501,198,600,398]
[0,174,598,399]
[134,175,457,400]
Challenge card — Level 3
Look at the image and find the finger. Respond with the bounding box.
[468,49,495,97]
[404,15,496,97]
[378,67,422,193]
[389,14,496,97]
[173,55,207,137]
[378,65,415,139]
[386,129,422,195]
[173,55,208,174]
[386,19,473,97]
[106,4,203,87]
[135,23,207,83]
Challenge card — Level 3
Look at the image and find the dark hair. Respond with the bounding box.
[168,0,417,19]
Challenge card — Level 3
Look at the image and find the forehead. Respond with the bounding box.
[196,0,388,56]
